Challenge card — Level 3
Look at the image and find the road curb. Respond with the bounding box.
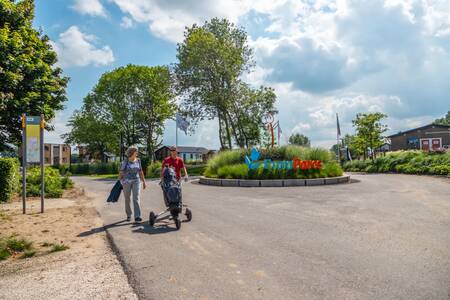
[199,175,350,187]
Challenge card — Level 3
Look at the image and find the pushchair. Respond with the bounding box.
[148,166,192,230]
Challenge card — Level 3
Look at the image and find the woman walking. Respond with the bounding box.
[119,146,146,222]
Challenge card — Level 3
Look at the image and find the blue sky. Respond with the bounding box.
[34,0,450,149]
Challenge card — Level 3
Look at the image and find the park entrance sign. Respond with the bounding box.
[22,114,45,214]
[244,148,322,171]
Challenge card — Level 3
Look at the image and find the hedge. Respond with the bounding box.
[343,150,450,176]
[0,158,20,202]
[204,146,341,180]
[67,162,120,175]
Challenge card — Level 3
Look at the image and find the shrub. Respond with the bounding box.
[26,166,73,198]
[147,161,162,178]
[343,150,450,176]
[0,158,20,202]
[205,146,342,179]
[217,164,248,179]
[69,162,120,175]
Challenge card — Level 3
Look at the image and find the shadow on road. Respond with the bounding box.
[78,219,133,237]
[132,222,179,235]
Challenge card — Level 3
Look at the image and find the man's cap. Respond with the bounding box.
[169,145,177,151]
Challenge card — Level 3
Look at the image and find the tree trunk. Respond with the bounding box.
[223,112,232,149]
[218,109,225,150]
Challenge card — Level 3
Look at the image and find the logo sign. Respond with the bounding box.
[244,148,321,171]
[26,116,41,163]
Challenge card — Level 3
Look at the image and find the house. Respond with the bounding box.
[44,143,71,165]
[154,146,210,162]
[387,124,450,151]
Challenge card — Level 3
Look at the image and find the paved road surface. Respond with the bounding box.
[74,174,450,300]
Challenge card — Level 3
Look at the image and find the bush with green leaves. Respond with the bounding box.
[26,166,73,198]
[205,146,341,179]
[0,158,20,202]
[147,161,162,178]
[69,162,120,175]
[343,150,450,176]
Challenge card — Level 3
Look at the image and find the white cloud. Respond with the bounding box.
[46,111,72,144]
[120,16,135,28]
[51,26,114,68]
[71,0,107,17]
[111,0,252,42]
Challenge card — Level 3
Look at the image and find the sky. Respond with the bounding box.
[34,0,450,149]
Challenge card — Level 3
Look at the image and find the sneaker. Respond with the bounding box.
[135,217,142,223]
[126,216,131,222]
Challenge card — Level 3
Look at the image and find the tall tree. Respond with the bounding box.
[352,113,388,160]
[62,108,116,162]
[175,18,256,149]
[65,65,175,161]
[228,83,277,148]
[0,0,68,150]
[434,110,450,126]
[288,133,311,147]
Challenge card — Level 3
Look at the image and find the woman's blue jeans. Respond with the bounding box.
[122,180,141,219]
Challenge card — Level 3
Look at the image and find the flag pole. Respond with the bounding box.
[336,113,341,163]
[175,120,178,147]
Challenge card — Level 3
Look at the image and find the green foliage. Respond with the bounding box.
[0,0,68,150]
[0,235,33,260]
[69,162,120,175]
[289,133,310,147]
[26,166,73,198]
[343,151,450,176]
[175,18,276,149]
[147,161,162,178]
[352,113,388,160]
[204,150,244,177]
[20,250,36,259]
[65,65,175,161]
[50,243,69,253]
[205,146,341,179]
[217,164,248,179]
[434,110,450,126]
[0,158,19,202]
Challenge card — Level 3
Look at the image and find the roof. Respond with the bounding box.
[387,123,450,138]
[156,146,209,154]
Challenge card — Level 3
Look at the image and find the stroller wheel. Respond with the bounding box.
[185,208,192,222]
[175,217,181,230]
[149,211,156,227]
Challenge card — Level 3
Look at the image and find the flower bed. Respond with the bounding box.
[204,146,343,180]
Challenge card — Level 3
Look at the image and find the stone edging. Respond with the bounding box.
[199,175,350,187]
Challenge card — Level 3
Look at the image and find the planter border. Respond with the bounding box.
[199,175,350,187]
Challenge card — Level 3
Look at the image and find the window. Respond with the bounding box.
[190,153,193,159]
[45,146,49,151]
[62,158,67,163]
[45,158,49,163]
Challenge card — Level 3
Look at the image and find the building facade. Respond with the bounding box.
[388,124,450,151]
[154,146,210,162]
[44,143,71,165]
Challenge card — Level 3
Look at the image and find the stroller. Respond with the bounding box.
[148,166,192,230]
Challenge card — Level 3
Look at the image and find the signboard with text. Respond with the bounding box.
[26,116,41,163]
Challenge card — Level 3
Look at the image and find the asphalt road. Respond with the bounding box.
[73,174,450,300]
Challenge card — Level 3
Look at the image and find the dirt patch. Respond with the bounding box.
[0,187,137,299]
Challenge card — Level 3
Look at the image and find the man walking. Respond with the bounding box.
[161,146,188,181]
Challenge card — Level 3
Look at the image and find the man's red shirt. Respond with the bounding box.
[163,156,185,179]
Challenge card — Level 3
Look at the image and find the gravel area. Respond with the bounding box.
[0,188,138,300]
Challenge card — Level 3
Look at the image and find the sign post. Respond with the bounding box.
[22,115,45,214]
[22,114,26,214]
[40,115,45,213]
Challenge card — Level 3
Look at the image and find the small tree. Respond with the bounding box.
[352,113,388,160]
[288,133,310,147]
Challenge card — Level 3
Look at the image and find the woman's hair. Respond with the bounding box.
[126,145,138,158]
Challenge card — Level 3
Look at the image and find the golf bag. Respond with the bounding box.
[161,167,182,214]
